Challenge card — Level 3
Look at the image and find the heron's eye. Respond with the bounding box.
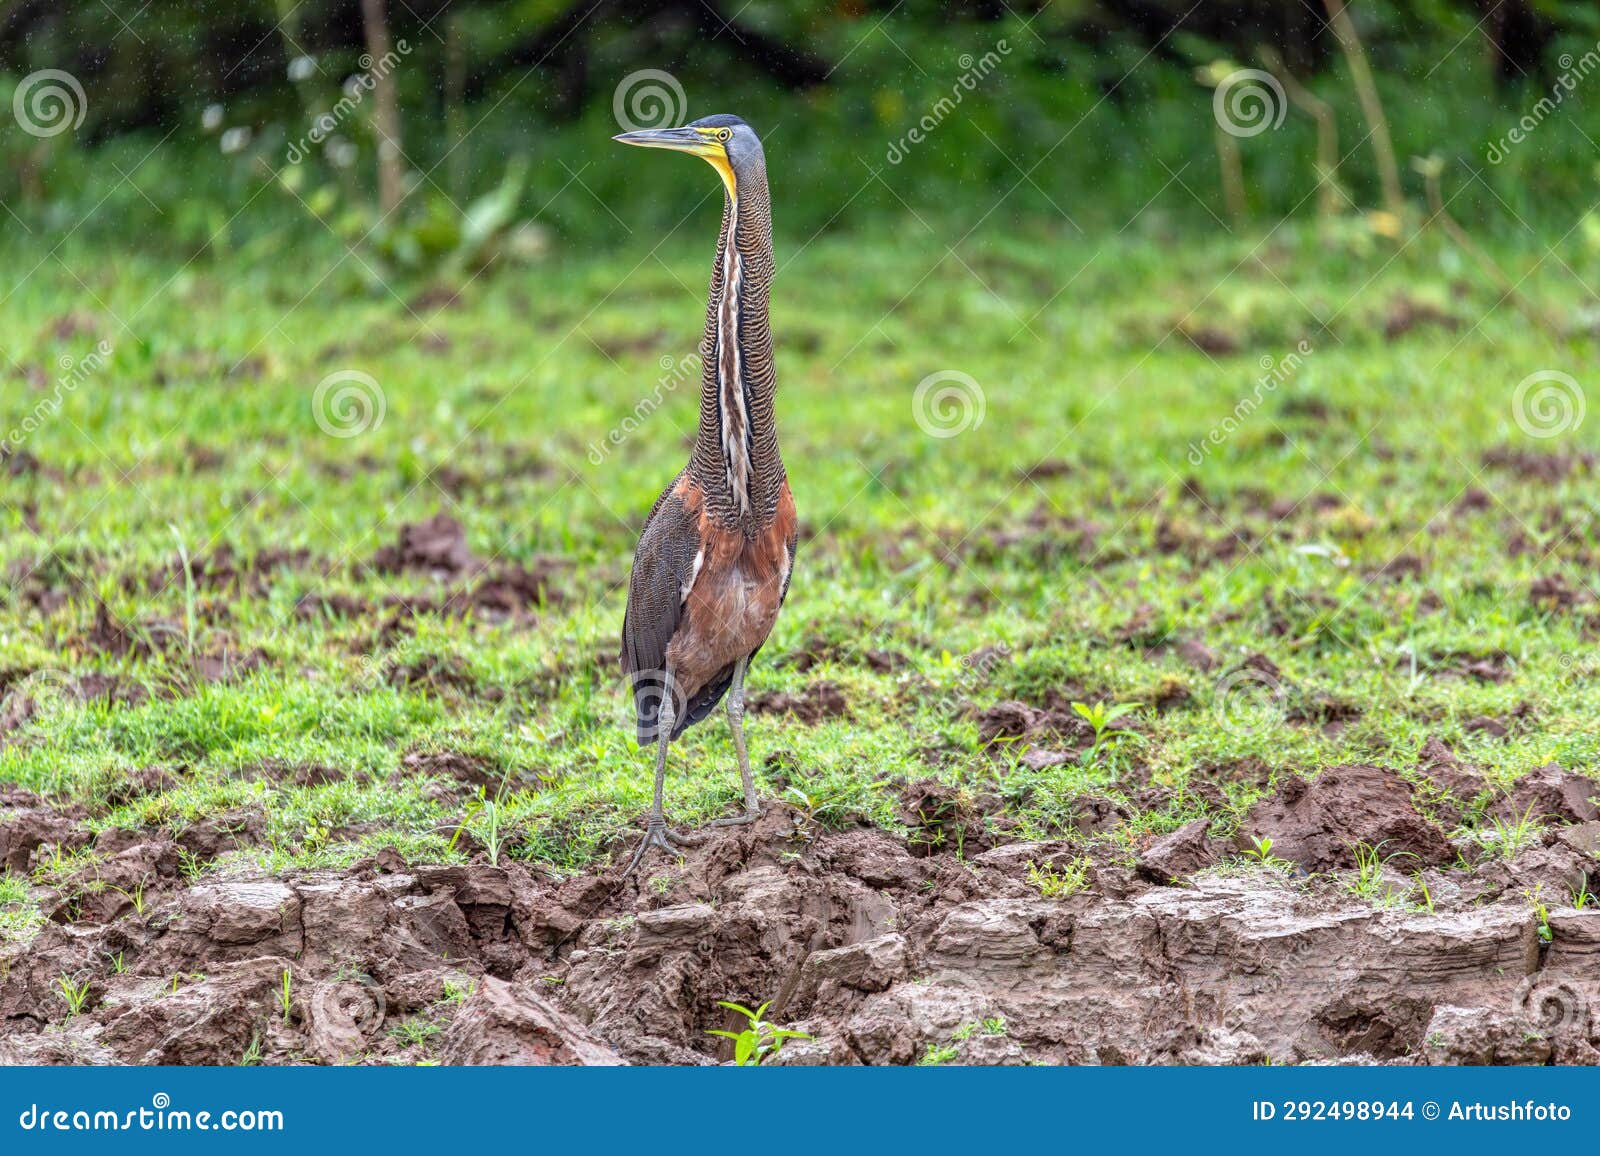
[715,128,732,143]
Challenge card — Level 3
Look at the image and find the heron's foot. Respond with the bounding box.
[707,802,764,828]
[623,819,679,875]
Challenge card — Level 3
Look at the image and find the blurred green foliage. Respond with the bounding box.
[2,1,1600,265]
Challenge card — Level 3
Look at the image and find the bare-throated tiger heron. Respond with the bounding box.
[613,115,796,874]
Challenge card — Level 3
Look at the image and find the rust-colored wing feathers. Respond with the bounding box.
[622,478,795,744]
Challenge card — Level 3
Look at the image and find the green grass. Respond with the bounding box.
[1,212,1597,875]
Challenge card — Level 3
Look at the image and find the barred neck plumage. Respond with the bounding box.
[688,168,782,536]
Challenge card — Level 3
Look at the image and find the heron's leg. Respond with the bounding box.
[709,657,762,827]
[624,671,680,874]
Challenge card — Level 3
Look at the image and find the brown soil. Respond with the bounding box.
[5,761,1599,1067]
[748,680,851,723]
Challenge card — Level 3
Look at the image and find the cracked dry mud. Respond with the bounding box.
[3,758,1598,1066]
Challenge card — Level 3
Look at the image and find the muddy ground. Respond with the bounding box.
[3,751,1598,1066]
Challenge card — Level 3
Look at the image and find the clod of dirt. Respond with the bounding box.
[976,700,1043,743]
[191,648,267,685]
[1180,323,1240,355]
[1531,574,1581,611]
[385,653,479,696]
[1422,1005,1553,1065]
[370,514,477,579]
[462,561,564,619]
[1241,764,1453,872]
[898,780,994,857]
[798,933,908,1000]
[1372,552,1425,580]
[84,602,146,659]
[141,545,313,598]
[1414,737,1488,826]
[0,795,90,872]
[748,680,850,723]
[1498,764,1600,825]
[1136,818,1218,885]
[440,976,625,1065]
[1383,294,1460,340]
[295,592,373,621]
[781,636,906,674]
[1174,637,1218,672]
[1481,446,1593,483]
[974,699,1095,748]
[402,750,505,797]
[174,807,265,861]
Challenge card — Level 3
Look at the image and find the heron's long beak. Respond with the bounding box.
[612,127,712,155]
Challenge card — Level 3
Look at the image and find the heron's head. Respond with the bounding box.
[613,114,763,200]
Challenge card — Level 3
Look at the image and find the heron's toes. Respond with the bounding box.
[707,804,764,828]
[622,820,679,875]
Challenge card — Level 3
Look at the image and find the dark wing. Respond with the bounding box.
[621,474,703,741]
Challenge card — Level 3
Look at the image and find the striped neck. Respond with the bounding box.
[690,172,781,533]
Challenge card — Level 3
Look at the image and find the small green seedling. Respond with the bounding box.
[279,968,294,1023]
[1071,700,1142,764]
[705,1000,812,1066]
[56,974,91,1017]
[1476,804,1545,861]
[1526,887,1553,944]
[1344,841,1416,906]
[1241,835,1293,871]
[1570,874,1594,911]
[1026,857,1090,898]
[110,875,151,919]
